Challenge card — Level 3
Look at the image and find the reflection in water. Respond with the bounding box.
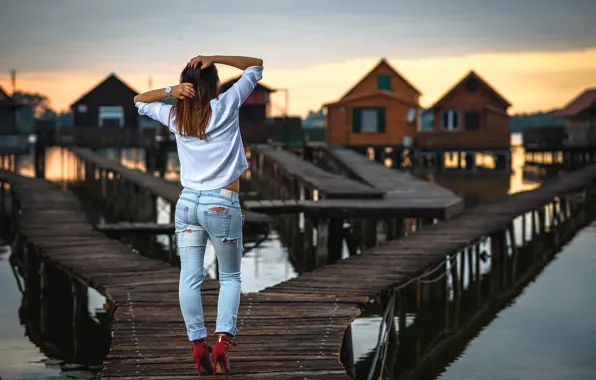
[350,143,541,373]
[350,203,595,380]
[0,239,110,379]
[437,223,596,380]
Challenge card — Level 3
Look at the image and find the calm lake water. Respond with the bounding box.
[1,136,595,379]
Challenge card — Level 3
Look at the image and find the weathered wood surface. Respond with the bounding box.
[244,197,462,219]
[325,146,460,200]
[252,144,384,199]
[69,147,272,226]
[97,222,175,235]
[250,145,462,219]
[2,160,596,379]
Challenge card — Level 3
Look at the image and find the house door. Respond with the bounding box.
[99,106,124,128]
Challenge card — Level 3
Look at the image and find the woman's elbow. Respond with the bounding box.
[133,95,140,104]
[256,58,264,67]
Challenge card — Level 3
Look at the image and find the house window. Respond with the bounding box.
[98,106,124,128]
[353,107,386,133]
[465,110,480,130]
[77,104,88,113]
[466,78,479,92]
[377,75,391,91]
[441,110,460,131]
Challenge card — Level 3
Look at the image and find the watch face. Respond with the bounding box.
[166,86,172,94]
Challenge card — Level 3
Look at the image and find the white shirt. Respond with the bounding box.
[136,65,263,191]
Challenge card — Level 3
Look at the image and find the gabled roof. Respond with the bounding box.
[554,88,596,117]
[0,85,10,100]
[339,58,422,100]
[220,76,275,93]
[0,85,23,108]
[324,91,418,108]
[426,70,511,113]
[70,73,139,107]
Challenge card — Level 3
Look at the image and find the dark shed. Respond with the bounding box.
[70,73,140,128]
[220,76,276,130]
[0,85,24,134]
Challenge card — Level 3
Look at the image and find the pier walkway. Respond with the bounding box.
[1,161,596,379]
[322,146,458,198]
[247,145,462,220]
[252,144,384,199]
[69,147,273,227]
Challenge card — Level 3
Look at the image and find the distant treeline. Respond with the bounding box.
[508,110,565,133]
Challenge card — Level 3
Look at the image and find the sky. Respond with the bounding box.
[1,0,596,117]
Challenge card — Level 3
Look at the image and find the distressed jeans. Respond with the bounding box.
[175,187,243,341]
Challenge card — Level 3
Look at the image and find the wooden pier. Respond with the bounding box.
[69,147,273,229]
[252,144,384,199]
[97,222,175,237]
[247,145,462,220]
[2,155,596,378]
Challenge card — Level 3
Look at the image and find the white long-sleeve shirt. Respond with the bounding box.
[136,65,263,190]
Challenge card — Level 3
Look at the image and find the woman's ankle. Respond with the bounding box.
[217,332,233,340]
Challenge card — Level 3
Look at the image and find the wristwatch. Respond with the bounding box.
[165,86,172,97]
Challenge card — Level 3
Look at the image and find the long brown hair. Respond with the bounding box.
[171,64,219,139]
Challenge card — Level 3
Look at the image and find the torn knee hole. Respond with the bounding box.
[210,207,227,213]
[223,237,238,243]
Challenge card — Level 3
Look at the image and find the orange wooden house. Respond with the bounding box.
[324,58,421,146]
[418,71,512,150]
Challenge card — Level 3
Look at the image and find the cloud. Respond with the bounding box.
[1,48,595,116]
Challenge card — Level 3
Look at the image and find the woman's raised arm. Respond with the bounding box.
[188,55,263,70]
[133,84,196,104]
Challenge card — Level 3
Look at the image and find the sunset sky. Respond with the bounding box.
[1,0,595,117]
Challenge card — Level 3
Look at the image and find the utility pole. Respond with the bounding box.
[10,69,16,94]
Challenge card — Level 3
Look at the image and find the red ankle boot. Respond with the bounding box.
[212,335,237,374]
[192,339,214,376]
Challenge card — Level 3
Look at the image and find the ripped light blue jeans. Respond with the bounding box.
[175,187,243,341]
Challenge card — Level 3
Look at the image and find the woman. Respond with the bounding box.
[133,54,263,375]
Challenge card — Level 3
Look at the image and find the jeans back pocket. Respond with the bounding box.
[204,210,231,238]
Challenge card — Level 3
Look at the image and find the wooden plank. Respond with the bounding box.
[252,144,384,199]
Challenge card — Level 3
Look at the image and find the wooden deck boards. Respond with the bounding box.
[244,197,463,219]
[252,144,384,199]
[97,222,175,235]
[2,161,596,379]
[325,146,462,207]
[249,145,463,219]
[69,147,272,226]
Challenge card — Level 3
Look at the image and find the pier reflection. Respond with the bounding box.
[346,188,592,380]
[6,241,111,378]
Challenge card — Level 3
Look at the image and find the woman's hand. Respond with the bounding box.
[188,55,215,70]
[171,83,196,99]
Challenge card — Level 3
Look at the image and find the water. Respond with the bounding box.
[0,244,55,379]
[437,223,596,380]
[2,137,593,379]
[0,242,104,380]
